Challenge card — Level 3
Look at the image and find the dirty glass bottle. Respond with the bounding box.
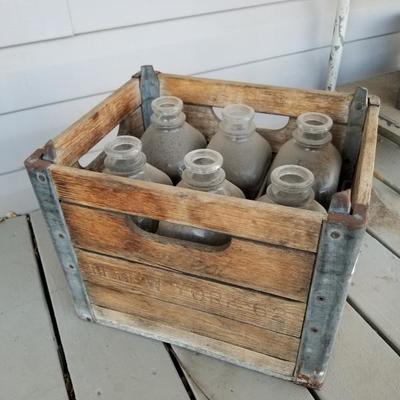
[103,135,172,232]
[258,165,326,213]
[207,104,272,198]
[158,149,244,245]
[141,96,207,182]
[268,112,341,208]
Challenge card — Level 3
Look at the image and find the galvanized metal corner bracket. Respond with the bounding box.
[294,191,366,388]
[139,65,160,130]
[25,150,94,321]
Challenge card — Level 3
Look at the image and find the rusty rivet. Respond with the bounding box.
[330,230,341,239]
[37,172,46,183]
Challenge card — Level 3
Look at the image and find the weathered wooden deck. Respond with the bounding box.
[1,107,400,398]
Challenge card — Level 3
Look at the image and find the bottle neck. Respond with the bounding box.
[181,149,226,192]
[104,136,147,178]
[219,104,256,141]
[150,95,186,130]
[293,112,333,148]
[267,165,315,208]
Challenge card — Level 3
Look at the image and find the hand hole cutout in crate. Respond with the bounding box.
[125,214,232,251]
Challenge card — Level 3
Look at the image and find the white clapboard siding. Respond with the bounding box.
[1,0,400,115]
[1,169,38,215]
[68,0,279,34]
[0,0,72,48]
[0,93,110,173]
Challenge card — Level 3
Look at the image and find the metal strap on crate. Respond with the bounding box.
[25,150,93,321]
[294,191,365,388]
[339,87,368,190]
[139,65,160,130]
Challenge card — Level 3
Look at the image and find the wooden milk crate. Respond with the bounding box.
[25,66,379,388]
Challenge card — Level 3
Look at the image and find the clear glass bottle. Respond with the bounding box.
[268,112,341,208]
[258,165,326,213]
[141,96,207,182]
[207,104,272,198]
[157,149,244,245]
[103,135,172,231]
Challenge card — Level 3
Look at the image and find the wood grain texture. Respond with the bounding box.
[87,283,300,362]
[352,99,380,206]
[62,203,315,302]
[159,74,353,123]
[93,305,295,377]
[50,165,324,252]
[45,78,141,166]
[78,249,306,336]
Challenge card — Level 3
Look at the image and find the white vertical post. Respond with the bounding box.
[325,0,351,91]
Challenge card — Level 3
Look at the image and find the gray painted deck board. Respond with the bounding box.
[350,233,400,351]
[375,135,400,193]
[319,305,400,400]
[369,178,400,256]
[30,211,190,400]
[0,216,68,400]
[172,347,313,400]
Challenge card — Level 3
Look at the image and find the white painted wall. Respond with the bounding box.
[1,0,400,215]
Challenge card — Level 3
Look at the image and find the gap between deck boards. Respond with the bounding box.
[25,215,77,400]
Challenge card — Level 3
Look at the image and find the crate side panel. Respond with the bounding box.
[93,305,295,378]
[159,74,353,123]
[49,164,324,252]
[87,283,299,362]
[62,203,315,302]
[77,249,306,337]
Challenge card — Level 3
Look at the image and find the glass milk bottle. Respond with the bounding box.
[158,149,244,245]
[141,96,207,182]
[103,135,172,231]
[207,104,272,198]
[258,165,326,213]
[268,112,341,208]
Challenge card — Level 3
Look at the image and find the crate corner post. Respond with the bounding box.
[24,148,94,322]
[294,190,367,388]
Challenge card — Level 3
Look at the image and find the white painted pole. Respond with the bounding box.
[325,0,351,91]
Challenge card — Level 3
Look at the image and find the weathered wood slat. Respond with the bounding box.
[62,203,315,302]
[0,217,68,400]
[159,74,353,123]
[50,165,324,252]
[352,97,380,206]
[44,78,141,166]
[78,249,306,337]
[93,305,295,377]
[30,211,190,400]
[88,283,300,362]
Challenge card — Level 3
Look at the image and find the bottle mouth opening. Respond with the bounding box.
[184,149,223,174]
[271,165,314,192]
[297,112,333,133]
[104,136,142,159]
[222,104,255,121]
[151,96,183,116]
